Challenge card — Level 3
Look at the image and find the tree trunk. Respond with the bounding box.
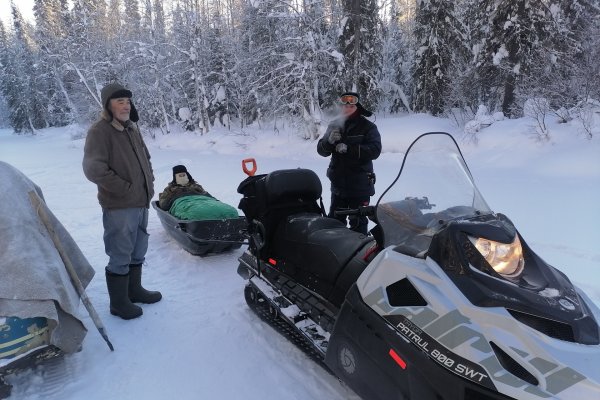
[54,66,77,124]
[502,0,525,118]
[351,0,361,91]
[160,97,170,134]
[502,73,516,117]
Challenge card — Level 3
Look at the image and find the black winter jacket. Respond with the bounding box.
[317,114,381,197]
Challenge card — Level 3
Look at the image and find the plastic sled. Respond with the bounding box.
[152,201,247,256]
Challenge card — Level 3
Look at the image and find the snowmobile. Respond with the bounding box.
[236,132,600,400]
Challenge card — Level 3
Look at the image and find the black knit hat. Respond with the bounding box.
[340,91,373,117]
[172,165,194,184]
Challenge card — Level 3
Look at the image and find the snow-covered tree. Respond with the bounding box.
[412,0,461,116]
[123,0,142,39]
[169,0,212,133]
[152,0,166,41]
[130,0,179,133]
[68,0,113,119]
[443,0,492,115]
[33,0,75,126]
[0,0,598,136]
[338,0,382,109]
[239,1,343,138]
[379,1,412,113]
[0,21,12,128]
[106,0,123,44]
[476,0,554,117]
[233,0,284,127]
[550,0,600,105]
[2,2,47,133]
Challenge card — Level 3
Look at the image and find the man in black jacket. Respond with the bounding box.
[317,92,381,235]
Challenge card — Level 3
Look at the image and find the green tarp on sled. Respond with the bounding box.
[169,195,238,221]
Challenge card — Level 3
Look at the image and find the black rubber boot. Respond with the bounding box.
[128,264,162,304]
[106,271,143,320]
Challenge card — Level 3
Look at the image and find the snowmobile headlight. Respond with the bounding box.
[468,235,524,278]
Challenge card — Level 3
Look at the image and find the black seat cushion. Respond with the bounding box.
[265,169,322,204]
[238,169,324,255]
[274,213,373,285]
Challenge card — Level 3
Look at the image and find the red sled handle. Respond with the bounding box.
[242,158,257,176]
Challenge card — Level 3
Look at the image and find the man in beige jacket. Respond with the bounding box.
[83,83,161,320]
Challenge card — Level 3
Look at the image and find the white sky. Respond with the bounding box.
[0,0,35,26]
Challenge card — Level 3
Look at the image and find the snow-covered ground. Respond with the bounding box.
[0,112,599,399]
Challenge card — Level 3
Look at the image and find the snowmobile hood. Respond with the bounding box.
[355,133,600,399]
[357,248,600,400]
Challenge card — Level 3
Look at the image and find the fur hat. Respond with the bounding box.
[340,91,373,117]
[100,82,139,122]
[172,165,194,184]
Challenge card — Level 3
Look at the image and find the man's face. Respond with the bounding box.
[175,172,189,186]
[109,97,131,123]
[341,104,357,117]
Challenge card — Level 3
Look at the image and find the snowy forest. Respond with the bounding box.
[0,0,599,139]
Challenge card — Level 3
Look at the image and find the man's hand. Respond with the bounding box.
[328,129,342,144]
[335,143,348,153]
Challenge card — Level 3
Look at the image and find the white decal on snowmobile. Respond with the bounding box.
[394,315,494,389]
[391,306,590,397]
[397,322,430,352]
[455,363,488,382]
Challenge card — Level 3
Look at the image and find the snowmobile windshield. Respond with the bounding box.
[375,132,492,255]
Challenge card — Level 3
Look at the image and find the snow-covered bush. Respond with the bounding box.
[523,98,551,140]
[554,107,572,124]
[464,105,505,137]
[570,99,600,139]
[178,108,194,132]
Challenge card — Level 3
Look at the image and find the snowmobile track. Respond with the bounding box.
[244,284,334,374]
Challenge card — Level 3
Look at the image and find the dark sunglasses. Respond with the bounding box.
[339,95,358,105]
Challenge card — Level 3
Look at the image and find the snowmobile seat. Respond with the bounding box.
[264,168,322,205]
[238,169,325,254]
[238,168,322,221]
[271,213,374,301]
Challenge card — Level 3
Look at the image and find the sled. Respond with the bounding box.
[1,316,62,399]
[152,201,247,256]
